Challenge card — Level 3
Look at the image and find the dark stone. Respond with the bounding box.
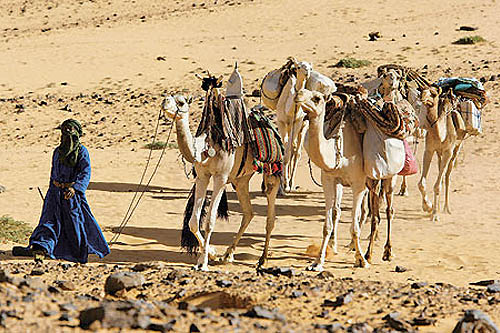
[132,263,152,272]
[60,104,72,112]
[30,269,45,276]
[147,319,176,332]
[412,316,437,326]
[316,271,335,280]
[254,322,268,329]
[189,323,201,332]
[56,280,76,291]
[314,323,344,332]
[79,303,136,329]
[369,31,381,41]
[257,266,296,278]
[0,185,5,193]
[250,89,261,97]
[382,312,413,332]
[244,306,286,322]
[470,280,499,286]
[459,26,478,31]
[348,322,373,332]
[395,266,408,273]
[0,269,13,283]
[322,292,353,308]
[487,283,500,294]
[42,310,58,317]
[291,290,305,298]
[104,272,145,295]
[452,309,499,333]
[411,282,428,289]
[216,280,233,288]
[59,313,73,321]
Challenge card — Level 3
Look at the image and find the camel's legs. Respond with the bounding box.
[383,177,396,261]
[258,174,280,268]
[288,119,307,191]
[398,176,409,196]
[418,143,434,213]
[365,179,381,264]
[221,174,254,263]
[431,149,452,222]
[196,175,227,271]
[351,186,370,268]
[308,174,342,272]
[444,142,462,214]
[277,120,292,193]
[189,174,210,257]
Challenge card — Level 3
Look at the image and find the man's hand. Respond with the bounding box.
[64,187,75,200]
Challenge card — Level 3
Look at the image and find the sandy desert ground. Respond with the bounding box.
[1,0,500,331]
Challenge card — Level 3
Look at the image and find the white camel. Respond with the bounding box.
[296,78,412,269]
[261,58,336,192]
[162,67,280,271]
[417,87,465,222]
[295,88,370,269]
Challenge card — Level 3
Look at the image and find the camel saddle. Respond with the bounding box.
[244,106,284,175]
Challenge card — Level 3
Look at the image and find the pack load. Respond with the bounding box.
[363,121,405,180]
[398,139,418,176]
[436,77,487,136]
[356,97,419,140]
[246,106,284,175]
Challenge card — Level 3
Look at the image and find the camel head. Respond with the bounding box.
[420,86,441,109]
[161,94,192,120]
[295,89,325,119]
[297,61,312,79]
[379,69,401,95]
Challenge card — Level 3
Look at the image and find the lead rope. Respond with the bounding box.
[308,158,322,187]
[109,105,178,246]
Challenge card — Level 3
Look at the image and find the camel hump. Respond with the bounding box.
[226,62,244,98]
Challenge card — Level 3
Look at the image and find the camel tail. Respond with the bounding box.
[181,184,208,254]
[217,189,229,221]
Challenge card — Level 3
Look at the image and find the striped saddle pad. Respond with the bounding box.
[357,98,418,140]
[246,107,284,175]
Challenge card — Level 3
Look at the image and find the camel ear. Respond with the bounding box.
[187,95,193,104]
[217,75,223,86]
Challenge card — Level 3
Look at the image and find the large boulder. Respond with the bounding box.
[452,310,499,333]
[104,272,145,295]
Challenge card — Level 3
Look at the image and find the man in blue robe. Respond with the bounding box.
[14,119,110,263]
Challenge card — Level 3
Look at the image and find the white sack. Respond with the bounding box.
[459,100,482,135]
[363,121,405,180]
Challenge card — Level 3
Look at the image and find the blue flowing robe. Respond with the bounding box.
[29,145,110,263]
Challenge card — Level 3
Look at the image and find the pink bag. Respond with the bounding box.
[398,139,418,176]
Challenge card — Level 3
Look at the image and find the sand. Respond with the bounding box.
[1,0,499,331]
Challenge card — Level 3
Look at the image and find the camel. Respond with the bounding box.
[417,87,464,222]
[373,64,432,197]
[296,74,414,268]
[294,88,370,270]
[162,67,280,271]
[261,58,336,192]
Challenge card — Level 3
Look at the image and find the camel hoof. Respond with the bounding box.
[192,264,209,272]
[444,207,452,214]
[354,256,370,268]
[256,256,267,270]
[220,252,234,264]
[207,246,217,261]
[382,250,393,261]
[398,189,409,196]
[422,202,433,213]
[364,252,372,264]
[431,214,440,222]
[306,263,324,272]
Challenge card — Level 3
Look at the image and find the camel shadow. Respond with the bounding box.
[88,182,190,194]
